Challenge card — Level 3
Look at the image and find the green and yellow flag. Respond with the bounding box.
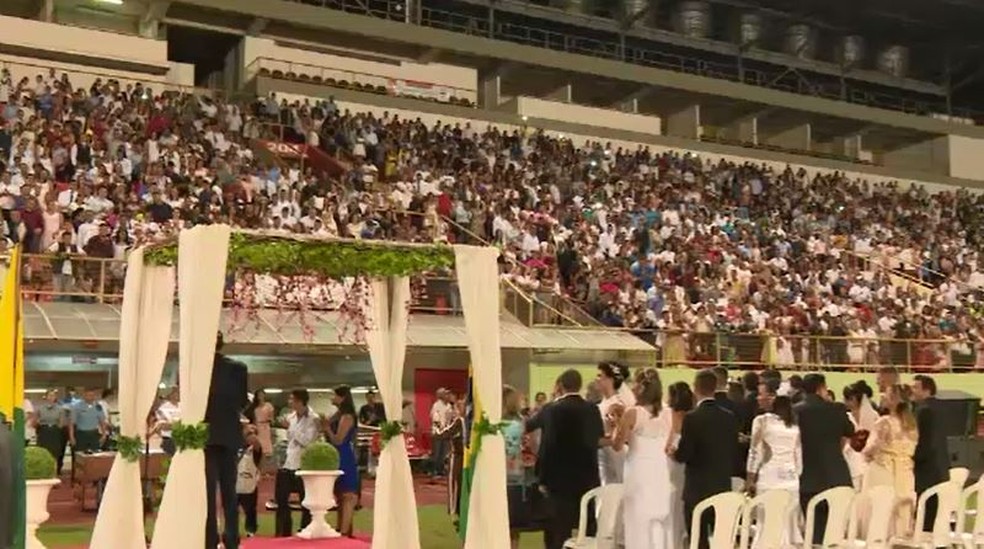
[456,365,481,541]
[0,245,26,549]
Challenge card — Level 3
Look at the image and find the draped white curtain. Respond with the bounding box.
[151,225,231,549]
[454,245,510,549]
[366,277,421,549]
[90,248,175,549]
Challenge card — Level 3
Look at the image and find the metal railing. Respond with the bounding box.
[282,0,982,123]
[638,330,980,373]
[6,251,590,327]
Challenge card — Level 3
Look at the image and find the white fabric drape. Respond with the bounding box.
[151,225,230,549]
[90,248,175,549]
[366,277,421,549]
[454,245,510,549]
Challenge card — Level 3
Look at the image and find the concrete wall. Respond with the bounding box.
[240,36,477,102]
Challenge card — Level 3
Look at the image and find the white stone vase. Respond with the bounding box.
[295,470,344,539]
[26,478,60,549]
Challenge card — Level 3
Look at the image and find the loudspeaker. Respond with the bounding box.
[947,436,984,482]
[934,390,981,437]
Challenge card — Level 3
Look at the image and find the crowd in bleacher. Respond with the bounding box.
[2,67,984,368]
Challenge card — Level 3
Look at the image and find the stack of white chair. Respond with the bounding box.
[954,475,984,548]
[893,480,961,548]
[564,483,624,549]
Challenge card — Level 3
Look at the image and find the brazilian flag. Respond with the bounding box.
[0,245,26,549]
[456,366,480,541]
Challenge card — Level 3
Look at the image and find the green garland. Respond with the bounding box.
[116,435,144,463]
[469,414,507,457]
[144,233,455,277]
[379,421,404,448]
[170,421,210,451]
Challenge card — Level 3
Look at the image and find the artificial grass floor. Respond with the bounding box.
[38,505,546,548]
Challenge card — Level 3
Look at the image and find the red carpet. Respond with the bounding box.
[242,535,371,548]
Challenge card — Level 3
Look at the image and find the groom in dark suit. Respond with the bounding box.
[675,369,739,549]
[527,369,605,549]
[912,375,950,531]
[795,373,854,545]
[204,333,249,549]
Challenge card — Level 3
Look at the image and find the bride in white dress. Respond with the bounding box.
[745,394,803,547]
[612,368,673,549]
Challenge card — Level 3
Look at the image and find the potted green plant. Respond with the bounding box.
[24,446,60,548]
[295,442,344,540]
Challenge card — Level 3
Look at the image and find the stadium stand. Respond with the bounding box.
[2,60,984,372]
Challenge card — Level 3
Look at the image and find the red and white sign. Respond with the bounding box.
[260,140,309,159]
[386,78,453,103]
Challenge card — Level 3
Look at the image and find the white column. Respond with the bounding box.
[454,245,510,549]
[151,225,231,549]
[367,277,421,549]
[90,248,175,549]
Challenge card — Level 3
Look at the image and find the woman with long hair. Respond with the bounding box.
[862,384,918,537]
[745,395,802,546]
[324,385,360,536]
[842,381,879,490]
[612,368,673,549]
[245,389,275,462]
[665,381,694,548]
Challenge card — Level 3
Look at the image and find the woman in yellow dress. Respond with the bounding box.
[861,384,918,537]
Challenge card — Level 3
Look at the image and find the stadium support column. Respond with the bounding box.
[544,84,573,103]
[724,116,757,145]
[38,0,54,22]
[664,104,700,140]
[478,73,501,109]
[832,134,862,160]
[762,123,812,152]
[881,136,950,176]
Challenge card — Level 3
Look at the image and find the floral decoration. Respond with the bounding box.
[379,420,404,448]
[170,421,210,451]
[143,232,454,343]
[116,435,144,462]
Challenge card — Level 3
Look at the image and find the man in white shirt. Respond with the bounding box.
[274,388,321,537]
[428,389,454,477]
[155,387,180,456]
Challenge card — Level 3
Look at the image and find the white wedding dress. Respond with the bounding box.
[622,406,674,549]
[747,413,803,547]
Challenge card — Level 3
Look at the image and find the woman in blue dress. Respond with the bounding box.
[325,385,360,537]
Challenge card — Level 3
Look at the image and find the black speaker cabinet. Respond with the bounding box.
[947,436,984,482]
[934,390,981,437]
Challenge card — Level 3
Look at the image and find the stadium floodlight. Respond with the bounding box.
[95,0,125,5]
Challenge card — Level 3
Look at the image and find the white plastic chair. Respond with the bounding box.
[844,485,896,548]
[954,476,984,549]
[738,489,794,549]
[949,467,970,489]
[802,486,855,548]
[894,480,960,548]
[564,483,624,549]
[689,491,746,549]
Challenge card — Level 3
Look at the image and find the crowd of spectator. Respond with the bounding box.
[2,66,984,369]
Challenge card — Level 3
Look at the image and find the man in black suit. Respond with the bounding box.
[795,373,854,545]
[526,369,605,549]
[912,374,950,531]
[204,333,249,549]
[712,366,736,414]
[675,369,739,549]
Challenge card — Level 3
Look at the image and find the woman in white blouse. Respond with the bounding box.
[746,394,802,547]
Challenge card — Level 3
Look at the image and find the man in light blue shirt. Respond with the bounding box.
[69,388,106,454]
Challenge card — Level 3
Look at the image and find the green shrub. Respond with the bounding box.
[25,446,57,480]
[300,442,340,471]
